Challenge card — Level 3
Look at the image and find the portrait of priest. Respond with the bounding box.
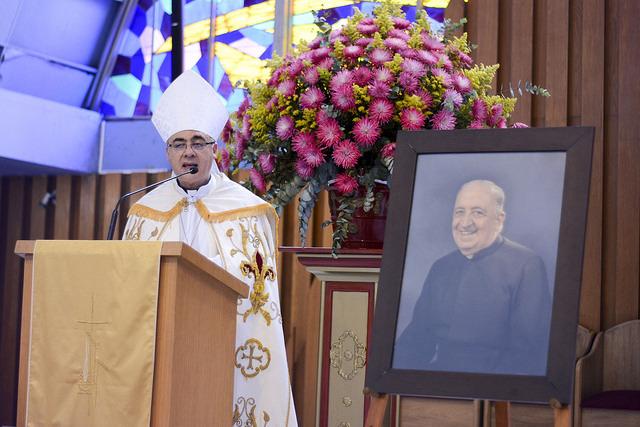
[122,70,297,425]
[394,180,552,376]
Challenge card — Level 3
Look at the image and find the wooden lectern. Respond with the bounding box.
[14,240,248,427]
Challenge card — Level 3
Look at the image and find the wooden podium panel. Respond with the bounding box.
[15,241,248,427]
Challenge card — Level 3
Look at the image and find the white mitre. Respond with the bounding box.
[151,70,229,142]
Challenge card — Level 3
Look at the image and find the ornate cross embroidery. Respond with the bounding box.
[75,294,110,415]
[235,338,271,378]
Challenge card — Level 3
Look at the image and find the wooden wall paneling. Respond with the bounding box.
[607,0,640,325]
[498,0,534,125]
[119,173,147,238]
[312,191,332,248]
[543,0,569,127]
[76,175,98,240]
[0,177,26,426]
[466,0,499,91]
[602,0,640,329]
[53,175,72,240]
[573,0,605,331]
[28,176,47,240]
[97,174,123,240]
[444,0,466,38]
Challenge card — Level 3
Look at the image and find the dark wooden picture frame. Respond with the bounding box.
[365,127,594,404]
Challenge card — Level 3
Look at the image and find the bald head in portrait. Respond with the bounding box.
[394,180,552,375]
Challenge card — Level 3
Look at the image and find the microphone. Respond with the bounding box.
[106,167,198,240]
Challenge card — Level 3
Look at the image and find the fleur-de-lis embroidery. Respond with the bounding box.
[240,250,275,325]
[232,397,270,427]
[227,218,276,326]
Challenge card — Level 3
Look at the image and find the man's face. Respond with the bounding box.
[166,130,217,190]
[451,183,505,257]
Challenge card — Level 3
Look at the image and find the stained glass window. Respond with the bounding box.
[100,0,450,117]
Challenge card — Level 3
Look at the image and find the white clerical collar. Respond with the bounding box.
[174,173,216,203]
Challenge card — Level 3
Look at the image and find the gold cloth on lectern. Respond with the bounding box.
[26,241,162,427]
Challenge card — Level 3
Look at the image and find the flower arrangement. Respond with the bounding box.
[220,2,524,250]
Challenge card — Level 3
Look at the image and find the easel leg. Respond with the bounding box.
[365,393,389,427]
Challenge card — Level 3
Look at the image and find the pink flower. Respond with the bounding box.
[258,153,276,174]
[353,67,373,86]
[330,70,354,91]
[267,68,283,86]
[311,47,331,63]
[276,116,295,140]
[487,104,504,127]
[265,96,278,110]
[432,68,453,87]
[388,28,410,41]
[417,50,438,66]
[288,59,304,77]
[236,135,247,160]
[469,119,484,129]
[431,109,456,130]
[242,115,251,139]
[381,142,396,159]
[249,168,266,193]
[496,117,507,128]
[343,45,364,60]
[334,173,359,195]
[352,117,381,147]
[400,48,419,59]
[398,71,419,93]
[331,34,349,44]
[359,17,374,25]
[373,67,394,84]
[402,58,426,77]
[308,37,322,49]
[295,158,314,179]
[453,73,472,94]
[218,147,230,172]
[238,97,251,116]
[422,35,445,51]
[316,109,331,125]
[443,88,463,108]
[414,89,433,109]
[384,37,408,52]
[392,17,411,29]
[331,85,356,111]
[369,98,394,123]
[302,144,325,167]
[458,50,474,67]
[299,86,325,109]
[317,57,334,70]
[277,79,295,97]
[400,108,425,130]
[332,139,361,168]
[356,37,373,47]
[369,48,393,66]
[512,122,529,128]
[368,80,391,98]
[471,99,488,121]
[357,23,378,35]
[438,53,453,71]
[292,131,315,154]
[316,118,343,147]
[303,67,320,85]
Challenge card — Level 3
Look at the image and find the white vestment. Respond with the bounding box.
[123,172,297,426]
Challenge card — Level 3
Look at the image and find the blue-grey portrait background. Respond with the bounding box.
[395,152,567,336]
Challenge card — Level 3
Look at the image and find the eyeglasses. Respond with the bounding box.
[167,141,215,152]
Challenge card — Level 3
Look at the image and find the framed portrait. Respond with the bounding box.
[365,127,594,404]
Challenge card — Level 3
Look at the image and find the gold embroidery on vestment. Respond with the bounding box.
[232,397,271,426]
[235,338,271,378]
[127,199,187,221]
[228,218,276,325]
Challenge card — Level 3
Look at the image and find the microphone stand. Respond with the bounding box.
[106,167,198,240]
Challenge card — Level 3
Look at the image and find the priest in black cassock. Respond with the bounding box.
[394,180,552,375]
